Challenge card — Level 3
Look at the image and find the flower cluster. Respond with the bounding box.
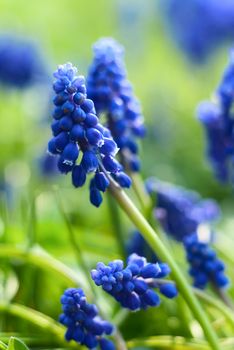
[184,234,229,289]
[48,63,132,207]
[197,51,234,183]
[127,231,158,263]
[146,178,220,241]
[59,288,115,350]
[87,38,145,172]
[0,34,45,88]
[160,0,234,63]
[91,253,177,311]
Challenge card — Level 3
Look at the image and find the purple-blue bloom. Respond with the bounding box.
[146,178,220,241]
[127,231,158,263]
[48,63,132,207]
[87,38,145,172]
[184,233,229,289]
[197,51,234,183]
[59,288,115,350]
[91,253,177,311]
[160,0,234,63]
[0,34,46,88]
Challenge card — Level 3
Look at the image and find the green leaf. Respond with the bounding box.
[7,337,29,350]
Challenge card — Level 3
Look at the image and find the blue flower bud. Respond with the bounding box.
[55,132,69,152]
[81,99,95,113]
[94,172,110,192]
[59,116,73,131]
[86,128,104,147]
[85,113,99,127]
[53,91,69,106]
[51,120,61,136]
[99,339,115,350]
[62,142,79,162]
[72,165,86,187]
[57,156,74,173]
[102,155,120,173]
[70,125,85,141]
[72,107,86,122]
[52,106,63,120]
[159,283,178,299]
[62,101,75,114]
[48,138,59,155]
[81,151,98,173]
[100,138,118,156]
[73,92,85,105]
[90,185,103,208]
[114,172,131,188]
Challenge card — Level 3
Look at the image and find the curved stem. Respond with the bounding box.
[0,302,77,348]
[109,183,220,350]
[130,173,152,218]
[0,244,81,287]
[127,335,209,349]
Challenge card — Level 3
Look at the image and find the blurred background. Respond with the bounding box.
[0,0,234,339]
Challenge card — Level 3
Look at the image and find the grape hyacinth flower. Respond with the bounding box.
[87,38,145,172]
[48,63,132,207]
[197,50,234,183]
[0,34,45,88]
[127,231,158,263]
[184,233,229,290]
[60,288,115,350]
[160,0,234,64]
[146,178,220,242]
[91,253,177,311]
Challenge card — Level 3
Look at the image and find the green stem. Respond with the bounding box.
[109,183,220,350]
[127,335,209,349]
[194,288,234,329]
[130,172,152,218]
[107,193,126,259]
[0,302,77,348]
[0,244,82,287]
[53,189,96,298]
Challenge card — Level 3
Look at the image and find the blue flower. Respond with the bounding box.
[0,34,46,88]
[184,233,229,289]
[127,231,158,263]
[197,51,234,183]
[87,38,145,172]
[59,288,115,350]
[91,253,177,311]
[146,178,220,241]
[48,63,132,207]
[160,0,234,64]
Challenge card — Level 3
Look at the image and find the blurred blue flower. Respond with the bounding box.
[184,233,229,289]
[48,63,131,207]
[91,253,177,311]
[146,178,220,241]
[87,38,145,172]
[197,50,234,183]
[39,152,58,178]
[0,34,46,88]
[60,288,115,350]
[127,231,158,263]
[160,0,234,63]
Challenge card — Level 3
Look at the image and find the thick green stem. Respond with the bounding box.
[109,183,220,350]
[107,193,126,259]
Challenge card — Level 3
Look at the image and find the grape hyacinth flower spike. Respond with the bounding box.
[184,233,229,290]
[0,34,46,88]
[146,178,220,242]
[60,288,115,350]
[87,38,145,172]
[48,63,131,207]
[197,50,234,183]
[91,253,177,311]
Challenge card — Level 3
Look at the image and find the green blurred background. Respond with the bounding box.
[0,0,233,341]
